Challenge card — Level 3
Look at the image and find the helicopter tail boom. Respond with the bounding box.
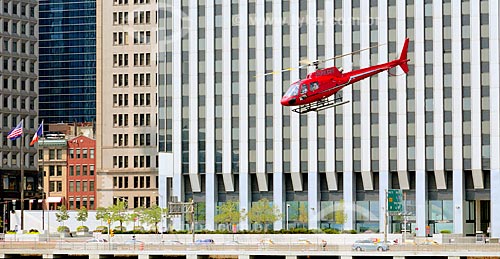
[398,38,410,73]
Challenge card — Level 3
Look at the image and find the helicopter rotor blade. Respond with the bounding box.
[320,43,386,64]
[260,67,296,77]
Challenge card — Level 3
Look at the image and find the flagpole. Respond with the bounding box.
[20,122,25,231]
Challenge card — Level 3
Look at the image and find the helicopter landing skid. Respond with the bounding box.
[292,99,350,114]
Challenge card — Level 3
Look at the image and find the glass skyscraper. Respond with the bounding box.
[38,0,96,123]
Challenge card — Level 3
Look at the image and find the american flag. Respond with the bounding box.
[7,120,23,140]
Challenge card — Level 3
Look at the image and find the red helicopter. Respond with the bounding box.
[266,38,410,114]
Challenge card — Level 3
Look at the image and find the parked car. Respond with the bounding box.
[164,240,183,245]
[195,239,214,244]
[352,239,389,251]
[124,239,144,245]
[86,238,108,243]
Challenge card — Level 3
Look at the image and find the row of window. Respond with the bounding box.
[2,76,36,91]
[2,20,36,36]
[2,39,36,55]
[2,58,36,73]
[113,11,152,25]
[112,155,152,168]
[112,53,152,67]
[112,176,151,189]
[1,96,36,110]
[68,165,95,176]
[113,133,152,147]
[112,113,152,127]
[113,93,151,107]
[113,0,151,5]
[69,148,95,159]
[113,73,151,87]
[68,180,95,192]
[2,2,36,17]
[68,197,95,210]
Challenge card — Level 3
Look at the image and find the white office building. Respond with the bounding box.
[158,0,500,237]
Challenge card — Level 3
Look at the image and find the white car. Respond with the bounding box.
[86,238,108,243]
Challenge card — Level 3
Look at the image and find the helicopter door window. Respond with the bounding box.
[310,82,319,91]
[300,84,308,94]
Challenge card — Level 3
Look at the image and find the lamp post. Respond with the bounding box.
[286,203,290,231]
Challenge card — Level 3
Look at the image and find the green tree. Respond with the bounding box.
[246,198,282,233]
[297,203,308,229]
[76,207,88,226]
[141,205,163,233]
[95,207,111,225]
[55,205,70,226]
[335,199,348,230]
[110,200,128,231]
[214,200,241,231]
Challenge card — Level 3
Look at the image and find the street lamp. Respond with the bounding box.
[286,203,290,231]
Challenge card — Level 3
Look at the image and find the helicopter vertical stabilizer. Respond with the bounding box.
[398,38,410,73]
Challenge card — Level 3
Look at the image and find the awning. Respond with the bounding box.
[47,197,62,203]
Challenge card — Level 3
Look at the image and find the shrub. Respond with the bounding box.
[440,229,452,234]
[114,226,127,232]
[94,226,108,234]
[6,230,16,234]
[57,226,70,233]
[76,226,89,232]
[133,226,145,232]
[28,229,40,234]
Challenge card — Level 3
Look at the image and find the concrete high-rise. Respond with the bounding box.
[96,0,158,208]
[158,0,500,238]
[38,0,97,123]
[0,0,40,230]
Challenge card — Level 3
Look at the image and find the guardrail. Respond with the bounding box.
[2,241,500,253]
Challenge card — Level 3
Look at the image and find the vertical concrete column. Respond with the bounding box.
[88,255,100,259]
[138,255,149,259]
[238,0,250,231]
[378,0,390,235]
[273,172,284,230]
[186,255,198,259]
[285,256,297,259]
[271,0,284,232]
[393,257,406,259]
[340,256,352,259]
[453,170,464,234]
[238,255,250,259]
[342,0,354,232]
[206,173,216,231]
[415,170,427,237]
[204,0,216,232]
[42,255,53,259]
[489,0,500,239]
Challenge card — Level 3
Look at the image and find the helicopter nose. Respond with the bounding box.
[281,97,296,106]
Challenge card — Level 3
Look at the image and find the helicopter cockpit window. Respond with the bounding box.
[310,82,319,91]
[300,84,308,94]
[284,83,299,97]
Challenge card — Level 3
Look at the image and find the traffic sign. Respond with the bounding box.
[387,189,403,215]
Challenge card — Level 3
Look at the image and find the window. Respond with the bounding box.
[76,165,80,176]
[90,149,94,159]
[300,84,308,94]
[49,149,55,160]
[90,165,94,175]
[83,149,88,158]
[310,82,319,91]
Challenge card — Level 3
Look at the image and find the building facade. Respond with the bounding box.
[38,0,96,123]
[158,0,500,237]
[39,136,67,209]
[67,135,96,210]
[96,0,158,208]
[0,0,40,231]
